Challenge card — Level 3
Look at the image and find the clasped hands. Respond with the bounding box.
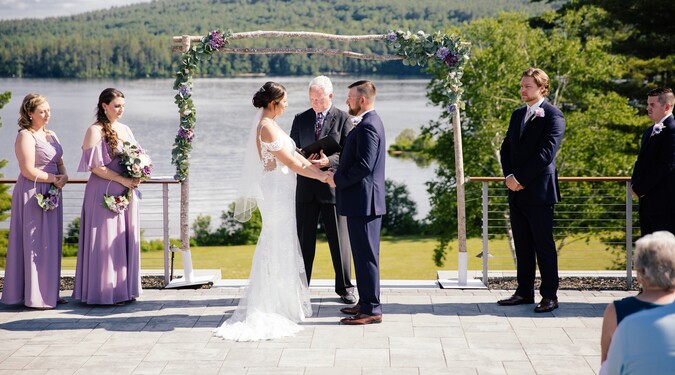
[504,175,524,192]
[53,174,68,189]
[123,177,142,189]
[309,150,336,187]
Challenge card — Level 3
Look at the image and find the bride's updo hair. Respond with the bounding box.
[252,81,286,109]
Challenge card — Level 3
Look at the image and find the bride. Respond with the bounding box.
[214,82,331,341]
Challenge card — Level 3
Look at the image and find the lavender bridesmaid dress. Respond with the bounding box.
[72,136,141,305]
[1,131,63,309]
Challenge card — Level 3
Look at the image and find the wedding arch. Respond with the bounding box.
[169,29,478,288]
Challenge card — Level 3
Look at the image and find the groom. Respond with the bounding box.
[328,80,386,325]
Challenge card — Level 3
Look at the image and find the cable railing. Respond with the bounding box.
[0,177,180,284]
[469,177,637,288]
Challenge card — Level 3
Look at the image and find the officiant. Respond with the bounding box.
[290,75,356,304]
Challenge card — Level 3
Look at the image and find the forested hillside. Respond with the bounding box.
[0,0,562,78]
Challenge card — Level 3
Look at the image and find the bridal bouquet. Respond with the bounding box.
[35,184,61,211]
[119,141,153,181]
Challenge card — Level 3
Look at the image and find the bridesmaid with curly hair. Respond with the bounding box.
[1,93,68,309]
[72,88,143,305]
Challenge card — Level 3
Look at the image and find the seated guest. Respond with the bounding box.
[600,231,675,370]
[604,302,675,374]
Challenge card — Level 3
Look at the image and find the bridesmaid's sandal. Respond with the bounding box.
[57,298,68,304]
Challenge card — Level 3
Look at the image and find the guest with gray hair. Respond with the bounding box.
[599,231,675,371]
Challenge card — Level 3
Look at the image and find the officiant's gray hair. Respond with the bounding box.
[309,75,333,95]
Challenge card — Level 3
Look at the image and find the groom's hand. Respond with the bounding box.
[326,171,336,188]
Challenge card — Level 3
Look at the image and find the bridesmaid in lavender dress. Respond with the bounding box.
[72,88,143,305]
[1,93,69,309]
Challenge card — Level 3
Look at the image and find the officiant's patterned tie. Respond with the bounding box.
[315,112,324,140]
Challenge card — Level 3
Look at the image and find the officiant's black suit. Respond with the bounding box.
[290,105,355,297]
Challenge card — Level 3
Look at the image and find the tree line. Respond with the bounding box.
[0,0,561,79]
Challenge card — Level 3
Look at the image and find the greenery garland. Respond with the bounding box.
[172,29,230,181]
[171,29,468,181]
[385,30,470,116]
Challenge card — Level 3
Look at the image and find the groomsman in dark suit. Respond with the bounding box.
[498,68,566,313]
[290,76,356,304]
[631,87,675,236]
[328,80,386,325]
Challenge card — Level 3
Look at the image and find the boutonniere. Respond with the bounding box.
[533,107,545,118]
[651,123,665,137]
[351,116,362,126]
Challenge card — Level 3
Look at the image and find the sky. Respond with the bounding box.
[0,0,154,20]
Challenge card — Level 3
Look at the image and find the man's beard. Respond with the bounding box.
[348,103,361,116]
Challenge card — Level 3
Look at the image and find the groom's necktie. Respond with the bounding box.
[315,112,324,139]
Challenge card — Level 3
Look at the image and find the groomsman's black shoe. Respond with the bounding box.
[339,292,357,304]
[534,298,559,313]
[497,294,535,306]
[340,305,360,315]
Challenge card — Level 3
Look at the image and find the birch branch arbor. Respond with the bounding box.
[169,29,476,287]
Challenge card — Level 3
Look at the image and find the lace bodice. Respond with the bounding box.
[260,131,295,172]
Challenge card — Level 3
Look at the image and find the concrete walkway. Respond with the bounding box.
[0,279,629,375]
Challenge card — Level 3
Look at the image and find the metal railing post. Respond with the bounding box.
[626,181,633,289]
[481,181,489,285]
[162,182,170,286]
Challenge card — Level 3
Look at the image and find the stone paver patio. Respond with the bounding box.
[0,279,629,375]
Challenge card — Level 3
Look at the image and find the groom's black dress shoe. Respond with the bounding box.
[534,298,559,313]
[340,305,360,315]
[497,294,535,306]
[339,292,356,304]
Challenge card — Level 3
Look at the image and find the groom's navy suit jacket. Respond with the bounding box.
[334,110,386,217]
[500,100,565,205]
[631,113,675,234]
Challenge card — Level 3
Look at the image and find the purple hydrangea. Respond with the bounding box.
[436,47,450,60]
[179,85,191,97]
[178,128,194,142]
[386,32,397,42]
[207,31,226,50]
[444,53,459,68]
[447,104,457,114]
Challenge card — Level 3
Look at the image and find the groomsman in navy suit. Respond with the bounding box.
[631,87,675,236]
[498,68,566,313]
[328,80,386,325]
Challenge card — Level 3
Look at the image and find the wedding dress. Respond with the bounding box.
[214,121,312,341]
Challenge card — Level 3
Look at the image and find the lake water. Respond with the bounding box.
[0,77,440,228]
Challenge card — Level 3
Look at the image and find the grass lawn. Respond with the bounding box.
[59,235,622,279]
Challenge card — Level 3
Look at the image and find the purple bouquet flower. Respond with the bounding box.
[177,127,194,142]
[447,104,457,114]
[386,32,397,42]
[207,31,226,50]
